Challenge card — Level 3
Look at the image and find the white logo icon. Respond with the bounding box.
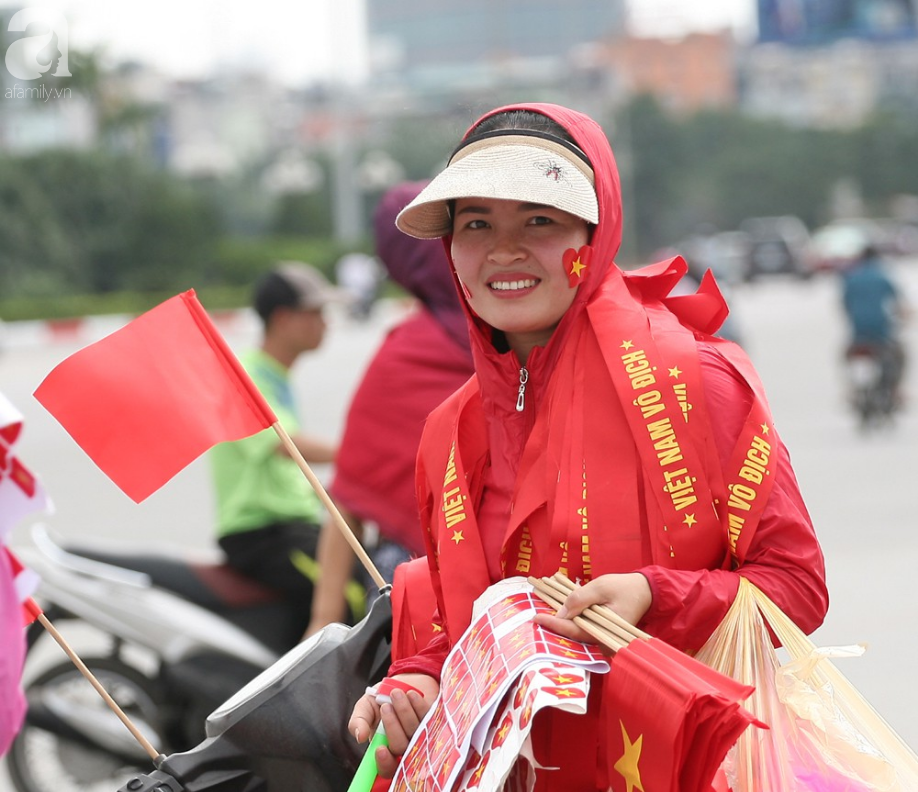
[5,7,72,81]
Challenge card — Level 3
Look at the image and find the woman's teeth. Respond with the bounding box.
[490,279,537,291]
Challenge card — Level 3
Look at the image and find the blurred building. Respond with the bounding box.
[740,38,918,127]
[366,0,627,92]
[740,0,918,127]
[757,0,917,45]
[600,32,737,114]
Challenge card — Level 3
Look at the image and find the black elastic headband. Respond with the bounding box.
[451,128,593,169]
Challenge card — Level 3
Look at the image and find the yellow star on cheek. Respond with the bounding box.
[452,530,464,544]
[614,722,645,792]
[569,257,586,277]
[620,340,634,350]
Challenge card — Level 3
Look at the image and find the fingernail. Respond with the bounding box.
[556,606,569,619]
[354,727,361,742]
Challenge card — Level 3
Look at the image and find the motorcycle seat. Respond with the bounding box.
[66,546,284,610]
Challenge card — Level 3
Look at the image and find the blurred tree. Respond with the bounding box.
[852,112,918,211]
[618,96,918,256]
[619,95,689,255]
[0,150,219,296]
[271,189,334,237]
[380,114,459,181]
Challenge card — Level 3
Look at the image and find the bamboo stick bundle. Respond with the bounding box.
[527,572,651,654]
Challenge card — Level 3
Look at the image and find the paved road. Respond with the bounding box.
[2,265,916,788]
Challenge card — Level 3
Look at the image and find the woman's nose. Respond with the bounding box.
[487,232,525,264]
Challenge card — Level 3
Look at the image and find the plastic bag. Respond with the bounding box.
[695,578,918,792]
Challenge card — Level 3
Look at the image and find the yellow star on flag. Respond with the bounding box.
[761,423,770,434]
[614,721,645,792]
[569,256,587,278]
[668,366,682,378]
[620,340,634,350]
[683,513,697,527]
[451,530,464,544]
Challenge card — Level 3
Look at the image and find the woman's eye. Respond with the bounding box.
[466,219,488,230]
[528,215,552,226]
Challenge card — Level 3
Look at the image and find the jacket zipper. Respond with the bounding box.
[516,366,529,412]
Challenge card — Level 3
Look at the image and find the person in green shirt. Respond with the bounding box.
[210,262,339,622]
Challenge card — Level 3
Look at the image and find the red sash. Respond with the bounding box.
[417,259,779,636]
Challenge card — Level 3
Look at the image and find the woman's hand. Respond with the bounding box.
[348,673,440,778]
[532,573,652,643]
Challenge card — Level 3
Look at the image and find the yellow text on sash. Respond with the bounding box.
[623,348,698,512]
[727,433,772,553]
[442,442,468,529]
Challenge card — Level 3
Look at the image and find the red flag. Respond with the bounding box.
[0,451,53,542]
[34,291,278,503]
[0,392,53,541]
[0,391,24,446]
[605,637,761,792]
[4,547,41,626]
[1,547,27,755]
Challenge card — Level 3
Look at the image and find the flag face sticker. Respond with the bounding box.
[34,291,277,502]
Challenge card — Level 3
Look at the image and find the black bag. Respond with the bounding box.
[130,590,393,792]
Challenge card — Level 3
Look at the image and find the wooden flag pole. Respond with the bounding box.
[34,610,163,763]
[20,419,382,772]
[272,421,387,590]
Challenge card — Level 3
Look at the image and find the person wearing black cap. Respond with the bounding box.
[209,262,339,632]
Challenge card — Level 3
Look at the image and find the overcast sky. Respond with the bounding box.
[11,0,757,86]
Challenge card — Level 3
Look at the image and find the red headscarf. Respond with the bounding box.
[416,103,746,636]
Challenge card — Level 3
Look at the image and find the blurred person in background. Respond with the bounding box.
[842,243,909,408]
[209,262,338,631]
[307,181,475,636]
[336,250,384,320]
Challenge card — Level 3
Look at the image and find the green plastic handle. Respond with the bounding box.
[347,723,388,792]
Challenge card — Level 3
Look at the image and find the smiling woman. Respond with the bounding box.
[347,102,828,791]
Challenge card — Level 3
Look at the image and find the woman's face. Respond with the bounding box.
[450,197,590,360]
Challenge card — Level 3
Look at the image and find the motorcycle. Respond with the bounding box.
[844,341,900,430]
[8,524,343,792]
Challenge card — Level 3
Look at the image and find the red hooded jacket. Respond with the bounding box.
[389,103,827,790]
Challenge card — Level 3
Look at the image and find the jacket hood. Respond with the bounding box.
[444,103,624,376]
[374,181,470,350]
